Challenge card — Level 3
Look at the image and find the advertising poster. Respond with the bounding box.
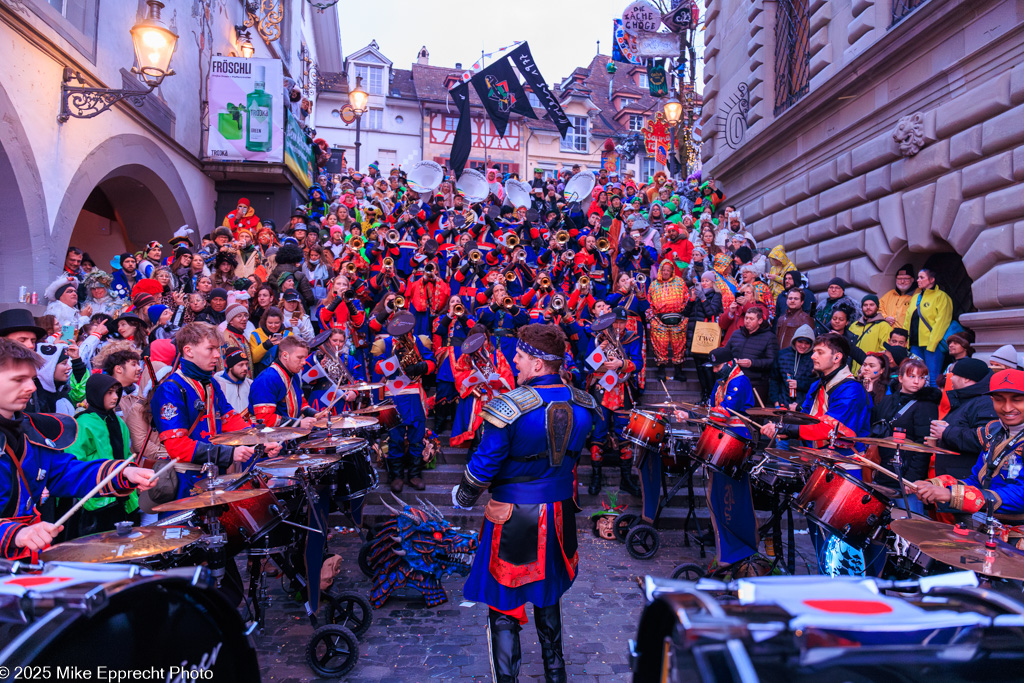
[285,111,314,188]
[206,56,284,162]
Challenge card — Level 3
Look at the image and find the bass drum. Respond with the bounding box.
[0,564,260,680]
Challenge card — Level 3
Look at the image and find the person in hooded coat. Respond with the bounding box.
[27,342,83,415]
[68,374,139,535]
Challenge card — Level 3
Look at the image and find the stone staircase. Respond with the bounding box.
[343,351,723,531]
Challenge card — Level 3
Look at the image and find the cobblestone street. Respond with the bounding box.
[251,523,815,683]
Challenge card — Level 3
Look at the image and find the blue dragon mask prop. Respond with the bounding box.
[367,495,479,608]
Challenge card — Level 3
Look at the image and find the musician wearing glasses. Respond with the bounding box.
[372,312,435,493]
[452,323,596,683]
[584,308,642,497]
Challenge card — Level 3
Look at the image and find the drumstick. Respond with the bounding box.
[660,380,673,403]
[146,459,178,484]
[849,454,920,492]
[53,455,137,528]
[724,407,762,432]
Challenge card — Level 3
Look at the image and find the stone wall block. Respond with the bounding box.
[796,195,819,224]
[747,34,762,57]
[946,198,986,255]
[810,44,833,80]
[784,225,812,251]
[806,215,838,243]
[901,183,936,253]
[791,243,819,268]
[749,217,772,242]
[836,152,854,182]
[818,175,867,217]
[848,254,882,291]
[852,201,879,230]
[808,0,828,14]
[746,1,763,21]
[704,0,718,23]
[749,46,765,70]
[985,184,1024,226]
[808,160,839,195]
[963,227,1015,283]
[878,193,908,251]
[821,231,866,263]
[950,126,984,167]
[930,172,963,243]
[785,175,811,204]
[704,74,720,102]
[1015,147,1024,181]
[809,26,830,55]
[772,204,799,232]
[851,132,900,175]
[762,186,787,215]
[847,13,873,45]
[1014,221,1024,258]
[981,102,1024,156]
[863,224,894,270]
[961,151,1015,198]
[891,139,951,189]
[810,4,831,34]
[836,209,854,235]
[935,72,1012,139]
[865,166,892,199]
[1011,62,1024,106]
[745,196,766,223]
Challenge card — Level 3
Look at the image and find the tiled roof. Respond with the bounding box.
[389,68,417,99]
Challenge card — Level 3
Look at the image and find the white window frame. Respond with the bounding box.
[637,73,649,89]
[527,92,541,108]
[365,108,384,130]
[356,64,385,95]
[443,116,459,131]
[560,116,590,153]
[639,156,658,180]
[628,114,644,132]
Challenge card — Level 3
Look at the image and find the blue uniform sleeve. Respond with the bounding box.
[38,449,132,499]
[152,380,190,438]
[465,421,513,486]
[249,370,285,414]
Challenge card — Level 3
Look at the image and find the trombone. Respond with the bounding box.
[385,295,406,312]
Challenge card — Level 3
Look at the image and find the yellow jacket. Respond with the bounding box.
[879,288,916,330]
[904,287,953,352]
[849,316,893,374]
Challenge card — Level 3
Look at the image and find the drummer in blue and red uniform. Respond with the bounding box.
[0,339,156,559]
[248,335,325,428]
[152,323,282,500]
[759,332,874,575]
[678,346,761,573]
[452,323,595,683]
[915,368,1024,541]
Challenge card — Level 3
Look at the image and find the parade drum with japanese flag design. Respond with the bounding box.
[694,421,754,478]
[794,462,893,548]
[0,563,259,680]
[623,410,667,452]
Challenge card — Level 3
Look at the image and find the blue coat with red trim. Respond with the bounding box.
[248,362,314,427]
[0,413,134,559]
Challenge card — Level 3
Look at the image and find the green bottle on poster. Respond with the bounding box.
[246,65,272,152]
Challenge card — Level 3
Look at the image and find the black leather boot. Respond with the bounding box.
[406,452,426,491]
[619,459,641,497]
[534,602,566,683]
[673,363,687,381]
[387,459,404,494]
[488,608,521,683]
[587,462,603,496]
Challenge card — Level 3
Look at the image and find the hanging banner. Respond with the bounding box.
[284,111,314,188]
[469,55,536,138]
[643,113,670,158]
[647,60,669,96]
[621,0,661,35]
[206,56,284,162]
[612,19,642,65]
[508,42,570,138]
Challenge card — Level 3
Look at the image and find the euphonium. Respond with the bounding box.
[597,238,610,253]
[555,230,570,245]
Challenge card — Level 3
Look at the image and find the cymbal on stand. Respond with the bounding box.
[745,407,821,426]
[152,488,272,513]
[209,426,309,446]
[40,525,202,564]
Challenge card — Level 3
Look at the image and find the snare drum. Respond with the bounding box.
[662,428,698,473]
[694,423,754,478]
[623,410,667,452]
[0,564,259,679]
[255,453,342,485]
[375,404,401,432]
[192,471,255,494]
[794,464,892,548]
[216,488,284,550]
[749,452,807,498]
[334,441,379,501]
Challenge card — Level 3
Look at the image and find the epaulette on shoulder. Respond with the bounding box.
[22,413,78,451]
[569,386,596,410]
[481,394,519,428]
[506,386,543,412]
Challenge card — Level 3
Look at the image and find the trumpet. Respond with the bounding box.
[386,229,400,244]
[551,294,566,313]
[505,234,519,249]
[344,262,358,276]
[505,271,517,282]
[469,249,483,264]
[555,230,570,245]
[503,296,515,309]
[349,236,364,250]
[453,302,466,317]
[385,295,406,312]
[564,249,576,261]
[424,262,437,274]
[577,275,591,290]
[517,251,527,263]
[343,289,356,301]
[538,274,552,289]
[382,256,395,270]
[635,273,647,286]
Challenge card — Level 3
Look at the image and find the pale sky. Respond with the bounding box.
[335,0,703,86]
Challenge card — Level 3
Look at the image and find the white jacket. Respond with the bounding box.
[215,371,251,414]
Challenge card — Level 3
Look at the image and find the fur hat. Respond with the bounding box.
[275,243,304,266]
[83,269,113,291]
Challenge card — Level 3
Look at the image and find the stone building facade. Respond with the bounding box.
[699,0,1024,356]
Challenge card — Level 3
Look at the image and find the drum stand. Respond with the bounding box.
[757,495,796,575]
[660,459,706,559]
[890,446,922,518]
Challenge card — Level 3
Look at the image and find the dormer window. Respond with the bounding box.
[356,64,384,94]
[637,73,649,89]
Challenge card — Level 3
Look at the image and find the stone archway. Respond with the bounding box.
[54,134,199,277]
[0,80,49,297]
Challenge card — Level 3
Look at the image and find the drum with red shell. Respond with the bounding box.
[693,422,754,478]
[623,409,668,452]
[794,463,893,548]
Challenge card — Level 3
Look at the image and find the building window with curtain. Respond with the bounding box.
[560,116,589,153]
[365,108,384,130]
[891,0,928,26]
[774,0,811,116]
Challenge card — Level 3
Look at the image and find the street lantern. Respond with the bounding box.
[57,0,178,122]
[129,0,178,86]
[663,96,683,126]
[348,75,369,115]
[239,35,255,59]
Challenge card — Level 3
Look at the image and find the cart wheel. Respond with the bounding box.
[671,563,705,581]
[613,513,637,542]
[625,524,660,560]
[326,590,373,637]
[306,624,359,678]
[358,542,374,578]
